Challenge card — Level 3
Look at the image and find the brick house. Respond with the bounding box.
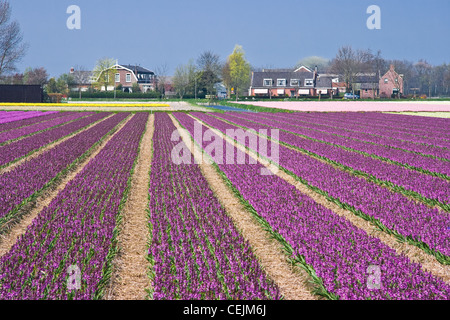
[379,64,403,98]
[249,66,333,98]
[96,64,157,93]
[358,65,404,98]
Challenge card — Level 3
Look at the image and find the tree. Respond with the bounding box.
[224,45,251,101]
[364,50,387,99]
[173,63,191,99]
[197,50,221,97]
[155,63,169,98]
[131,82,141,93]
[330,45,371,96]
[71,65,91,99]
[46,77,58,94]
[0,0,27,76]
[92,57,116,91]
[221,61,232,98]
[414,59,433,96]
[295,56,330,71]
[444,65,450,96]
[57,73,75,95]
[23,67,49,86]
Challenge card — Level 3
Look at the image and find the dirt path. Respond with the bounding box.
[190,114,450,285]
[0,114,133,257]
[105,114,155,300]
[171,114,317,300]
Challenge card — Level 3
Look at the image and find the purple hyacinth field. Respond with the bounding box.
[0,109,448,301]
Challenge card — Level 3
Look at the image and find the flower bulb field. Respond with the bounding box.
[0,109,448,301]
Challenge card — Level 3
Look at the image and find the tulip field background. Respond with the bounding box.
[0,107,448,300]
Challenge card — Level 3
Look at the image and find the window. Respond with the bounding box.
[115,73,120,83]
[384,78,388,83]
[277,79,286,87]
[290,79,300,86]
[263,79,273,86]
[305,79,314,86]
[126,73,132,82]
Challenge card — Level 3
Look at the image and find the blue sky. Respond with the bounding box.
[8,0,450,78]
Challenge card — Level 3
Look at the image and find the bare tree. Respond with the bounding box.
[155,63,169,98]
[330,46,369,96]
[71,65,91,99]
[23,67,48,86]
[414,59,433,96]
[197,50,222,97]
[0,0,27,76]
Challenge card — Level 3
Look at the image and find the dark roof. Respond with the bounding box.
[121,65,154,74]
[251,70,332,88]
[354,73,378,84]
[360,83,379,90]
[252,71,313,87]
[316,76,332,88]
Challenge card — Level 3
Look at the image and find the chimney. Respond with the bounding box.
[70,67,75,74]
[390,64,394,71]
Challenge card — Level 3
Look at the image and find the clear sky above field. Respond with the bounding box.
[8,0,450,77]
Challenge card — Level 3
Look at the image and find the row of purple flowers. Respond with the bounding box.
[221,112,449,177]
[147,113,280,300]
[173,112,449,300]
[211,112,450,207]
[0,112,90,145]
[299,112,450,143]
[0,111,62,132]
[191,112,449,261]
[249,112,449,159]
[0,113,110,167]
[0,113,148,299]
[0,113,128,229]
[0,111,58,125]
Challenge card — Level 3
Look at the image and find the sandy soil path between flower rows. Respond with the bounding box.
[171,114,317,300]
[0,113,115,175]
[190,114,450,286]
[0,114,133,257]
[105,114,154,300]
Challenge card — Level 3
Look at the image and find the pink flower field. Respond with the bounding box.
[234,101,450,112]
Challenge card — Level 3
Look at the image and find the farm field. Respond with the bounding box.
[232,100,450,112]
[0,109,448,300]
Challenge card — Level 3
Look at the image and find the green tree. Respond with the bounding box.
[225,45,251,101]
[131,82,141,93]
[92,57,116,92]
[46,77,58,93]
[57,73,75,95]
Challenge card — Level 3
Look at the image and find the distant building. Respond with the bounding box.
[94,64,157,93]
[249,66,334,98]
[69,67,93,92]
[357,65,404,98]
[214,83,227,99]
[379,64,404,98]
